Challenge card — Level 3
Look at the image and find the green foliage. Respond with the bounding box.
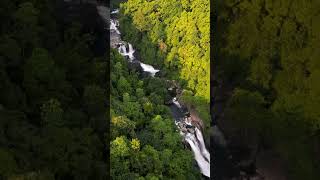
[0,149,17,178]
[83,85,106,115]
[220,0,320,179]
[40,98,64,127]
[117,0,211,138]
[110,49,200,179]
[0,0,107,179]
[119,0,210,101]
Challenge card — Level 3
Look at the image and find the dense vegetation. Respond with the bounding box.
[0,0,108,179]
[217,0,320,179]
[117,0,211,137]
[110,49,201,179]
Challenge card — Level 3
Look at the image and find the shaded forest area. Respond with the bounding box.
[0,0,108,179]
[215,0,320,179]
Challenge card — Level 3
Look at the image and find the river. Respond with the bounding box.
[110,9,211,178]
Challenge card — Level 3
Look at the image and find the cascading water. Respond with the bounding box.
[110,19,121,34]
[109,9,210,178]
[173,98,211,178]
[110,14,159,76]
[186,133,211,177]
[195,127,211,162]
[140,63,160,77]
[111,9,119,14]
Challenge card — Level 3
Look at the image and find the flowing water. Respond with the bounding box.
[173,99,211,178]
[109,9,210,178]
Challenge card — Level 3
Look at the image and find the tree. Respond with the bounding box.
[40,98,64,127]
[110,39,201,179]
[219,0,320,178]
[111,116,136,138]
[13,2,40,56]
[121,0,210,101]
[0,0,108,179]
[0,148,17,178]
[83,85,105,115]
[111,136,130,158]
[130,138,140,151]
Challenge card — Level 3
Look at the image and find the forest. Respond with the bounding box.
[117,0,211,140]
[110,49,201,179]
[3,0,318,179]
[0,0,108,179]
[110,0,211,179]
[215,0,320,179]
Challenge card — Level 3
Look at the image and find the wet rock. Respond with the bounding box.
[128,61,143,73]
[187,128,195,134]
[165,99,173,105]
[181,127,188,133]
[186,124,193,129]
[133,51,141,60]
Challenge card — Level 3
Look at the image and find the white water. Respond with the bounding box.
[109,9,209,177]
[173,97,211,177]
[110,15,160,76]
[195,128,211,162]
[140,63,160,77]
[185,132,211,177]
[110,19,121,34]
[111,9,119,14]
[172,97,182,109]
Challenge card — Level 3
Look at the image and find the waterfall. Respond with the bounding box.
[195,127,211,162]
[140,63,160,77]
[127,43,135,60]
[117,43,135,61]
[174,97,211,178]
[111,9,119,14]
[109,8,210,178]
[172,97,182,109]
[110,14,159,76]
[110,19,121,34]
[185,133,211,177]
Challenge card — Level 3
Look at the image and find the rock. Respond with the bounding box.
[165,99,173,105]
[187,128,195,134]
[186,124,193,129]
[133,51,141,60]
[128,61,143,73]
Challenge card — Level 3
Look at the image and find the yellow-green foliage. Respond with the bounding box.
[121,0,210,101]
